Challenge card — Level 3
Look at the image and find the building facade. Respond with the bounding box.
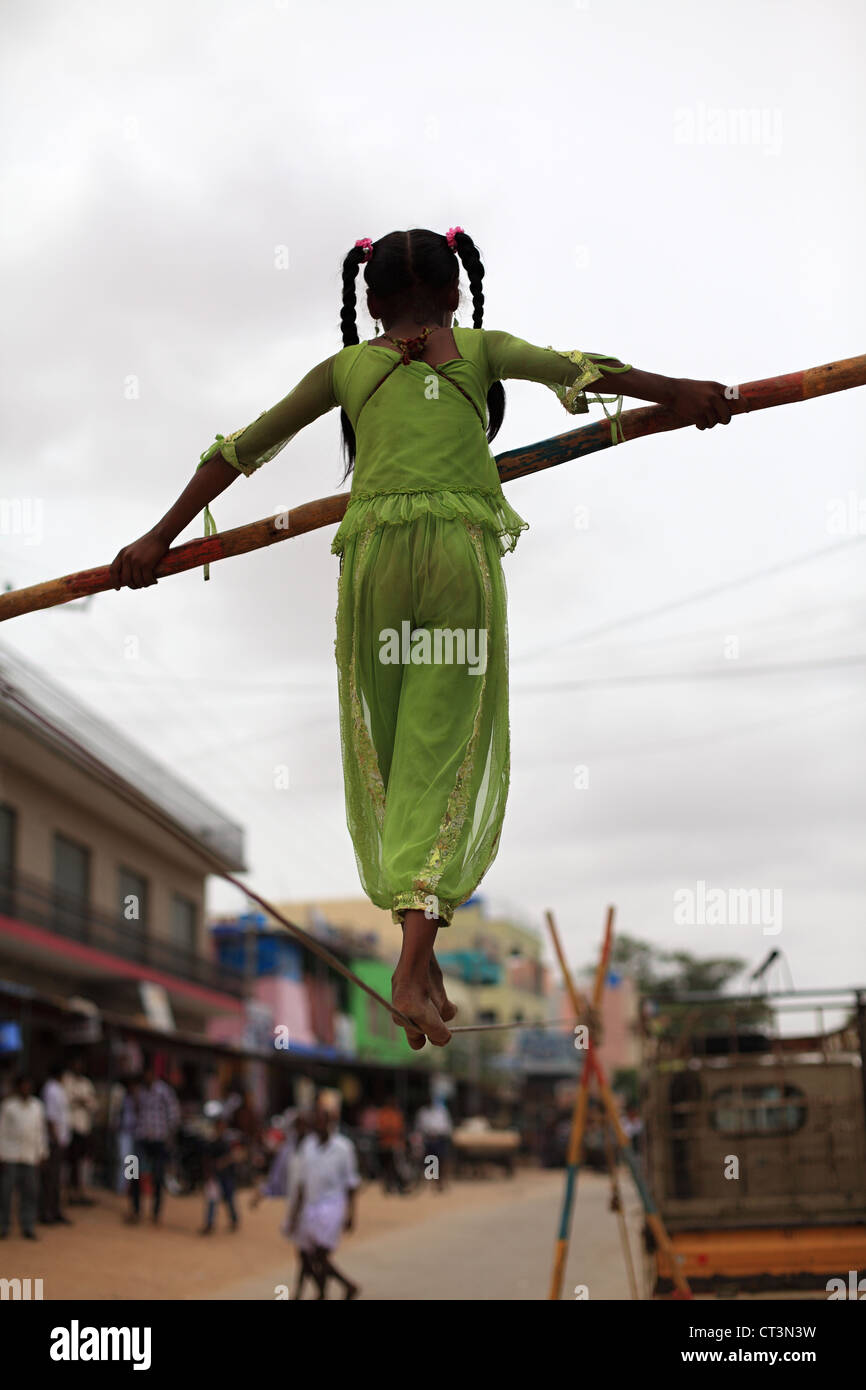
[0,642,247,1075]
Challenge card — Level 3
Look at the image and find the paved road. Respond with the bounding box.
[6,1167,641,1301]
[341,1170,643,1301]
[218,1168,647,1302]
[12,1167,824,1302]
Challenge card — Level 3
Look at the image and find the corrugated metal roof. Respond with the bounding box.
[0,640,245,870]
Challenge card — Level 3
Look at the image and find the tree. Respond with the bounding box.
[606,934,745,998]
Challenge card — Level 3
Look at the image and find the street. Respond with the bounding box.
[221,1167,647,1301]
[2,1168,647,1302]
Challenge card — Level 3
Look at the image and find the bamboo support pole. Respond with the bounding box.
[545,907,692,1300]
[547,906,614,1300]
[2,353,863,623]
[586,1051,691,1299]
[603,1122,640,1302]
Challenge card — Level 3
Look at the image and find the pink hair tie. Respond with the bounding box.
[446,226,464,251]
[354,237,373,261]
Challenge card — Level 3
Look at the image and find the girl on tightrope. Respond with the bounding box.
[111,227,733,1049]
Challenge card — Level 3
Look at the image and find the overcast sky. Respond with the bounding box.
[2,0,864,996]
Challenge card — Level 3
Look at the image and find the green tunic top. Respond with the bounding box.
[198,328,626,558]
[195,328,628,925]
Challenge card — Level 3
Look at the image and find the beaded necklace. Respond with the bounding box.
[381,325,435,364]
[362,324,486,429]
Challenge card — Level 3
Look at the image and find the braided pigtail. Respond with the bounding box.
[336,227,504,480]
[452,231,505,444]
[339,243,367,479]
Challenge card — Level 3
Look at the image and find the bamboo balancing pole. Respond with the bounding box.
[1,353,863,623]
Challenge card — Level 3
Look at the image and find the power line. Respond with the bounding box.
[526,688,866,767]
[511,652,866,695]
[515,536,866,662]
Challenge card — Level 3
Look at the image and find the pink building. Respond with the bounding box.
[554,971,640,1079]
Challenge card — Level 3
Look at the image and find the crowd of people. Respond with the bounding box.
[1,1055,640,1297]
[356,1093,454,1194]
[0,1056,455,1296]
[0,1055,278,1237]
[0,1057,97,1240]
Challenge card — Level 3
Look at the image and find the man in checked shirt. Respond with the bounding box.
[121,1064,181,1225]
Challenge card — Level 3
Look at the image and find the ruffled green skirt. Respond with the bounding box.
[334,510,513,926]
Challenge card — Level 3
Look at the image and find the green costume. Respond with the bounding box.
[199,328,627,924]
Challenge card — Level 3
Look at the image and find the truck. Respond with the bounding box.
[641,987,866,1295]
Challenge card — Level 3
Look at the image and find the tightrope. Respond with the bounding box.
[1,676,573,1040]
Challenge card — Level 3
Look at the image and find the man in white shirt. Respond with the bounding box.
[41,1062,72,1226]
[0,1074,48,1239]
[286,1096,360,1300]
[415,1097,454,1190]
[62,1055,98,1205]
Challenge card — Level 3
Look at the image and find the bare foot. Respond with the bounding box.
[429,953,457,1022]
[392,976,452,1049]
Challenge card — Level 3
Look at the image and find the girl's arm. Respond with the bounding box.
[483,332,735,431]
[572,358,734,430]
[110,355,339,590]
[110,454,240,590]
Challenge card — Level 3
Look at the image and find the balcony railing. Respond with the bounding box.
[0,869,245,998]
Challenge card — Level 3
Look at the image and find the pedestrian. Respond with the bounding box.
[415,1095,453,1190]
[623,1104,644,1155]
[108,228,733,1051]
[356,1099,381,1181]
[0,1074,48,1240]
[109,1075,132,1194]
[40,1062,73,1226]
[200,1117,239,1235]
[121,1065,180,1224]
[114,1073,140,1194]
[251,1108,309,1207]
[278,1111,318,1298]
[222,1082,260,1184]
[376,1095,408,1195]
[286,1096,360,1300]
[62,1054,98,1206]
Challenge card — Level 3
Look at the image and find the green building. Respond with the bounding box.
[348,957,423,1065]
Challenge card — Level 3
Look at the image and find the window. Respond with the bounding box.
[710,1083,807,1137]
[118,867,148,935]
[366,995,396,1039]
[53,833,90,936]
[0,804,16,914]
[170,894,197,955]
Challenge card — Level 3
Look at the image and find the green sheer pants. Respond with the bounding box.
[335,514,510,926]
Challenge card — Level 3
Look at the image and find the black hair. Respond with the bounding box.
[338,228,505,481]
